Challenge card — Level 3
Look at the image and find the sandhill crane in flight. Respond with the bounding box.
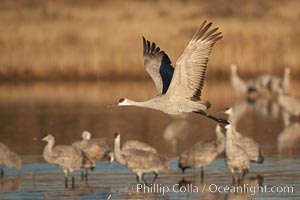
[108,21,228,125]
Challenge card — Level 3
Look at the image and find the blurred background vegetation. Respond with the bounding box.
[0,0,299,81]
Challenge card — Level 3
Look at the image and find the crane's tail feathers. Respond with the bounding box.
[194,110,229,125]
[250,147,264,164]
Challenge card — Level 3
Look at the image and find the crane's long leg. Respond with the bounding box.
[152,172,158,184]
[85,168,88,181]
[201,166,204,184]
[81,170,84,181]
[71,170,75,188]
[242,168,248,180]
[230,168,235,184]
[237,169,245,185]
[142,173,152,187]
[194,110,229,125]
[81,169,89,182]
[136,172,142,183]
[63,170,68,188]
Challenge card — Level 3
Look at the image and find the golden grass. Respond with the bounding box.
[0,0,299,81]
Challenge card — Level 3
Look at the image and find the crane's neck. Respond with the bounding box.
[283,69,290,94]
[215,127,225,153]
[231,67,240,81]
[225,126,234,150]
[217,132,225,150]
[114,137,126,165]
[43,140,54,161]
[120,98,160,110]
[215,126,224,142]
[231,68,237,76]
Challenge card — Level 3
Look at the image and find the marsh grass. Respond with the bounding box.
[0,0,299,81]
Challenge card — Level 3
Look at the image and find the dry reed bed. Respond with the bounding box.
[0,80,234,110]
[0,0,299,81]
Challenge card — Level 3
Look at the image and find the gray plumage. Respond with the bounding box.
[230,65,290,96]
[122,140,157,154]
[179,125,225,181]
[250,67,290,95]
[225,124,249,182]
[73,131,113,162]
[113,133,170,184]
[72,131,113,180]
[110,21,228,125]
[42,134,95,188]
[0,143,21,178]
[72,130,91,150]
[233,129,264,163]
[278,91,300,116]
[109,139,158,165]
[225,107,264,164]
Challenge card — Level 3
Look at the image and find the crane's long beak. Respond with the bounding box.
[106,102,118,108]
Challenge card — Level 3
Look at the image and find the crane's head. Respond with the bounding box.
[230,64,237,72]
[42,134,55,143]
[284,67,290,76]
[107,98,130,108]
[114,132,120,139]
[82,131,91,140]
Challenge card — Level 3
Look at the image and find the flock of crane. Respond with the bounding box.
[1,20,300,190]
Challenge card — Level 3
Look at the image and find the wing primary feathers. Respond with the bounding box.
[151,42,156,53]
[202,27,218,41]
[168,21,222,103]
[192,20,207,41]
[142,37,174,95]
[195,22,212,42]
[142,36,147,55]
[146,40,151,52]
[205,32,222,42]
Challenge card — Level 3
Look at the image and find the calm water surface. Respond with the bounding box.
[0,81,300,199]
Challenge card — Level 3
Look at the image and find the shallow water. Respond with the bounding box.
[0,81,300,199]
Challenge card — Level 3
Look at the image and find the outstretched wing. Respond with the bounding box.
[143,37,174,95]
[167,21,222,101]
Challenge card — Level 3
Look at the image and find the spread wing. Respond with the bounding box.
[143,37,174,95]
[167,21,222,101]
